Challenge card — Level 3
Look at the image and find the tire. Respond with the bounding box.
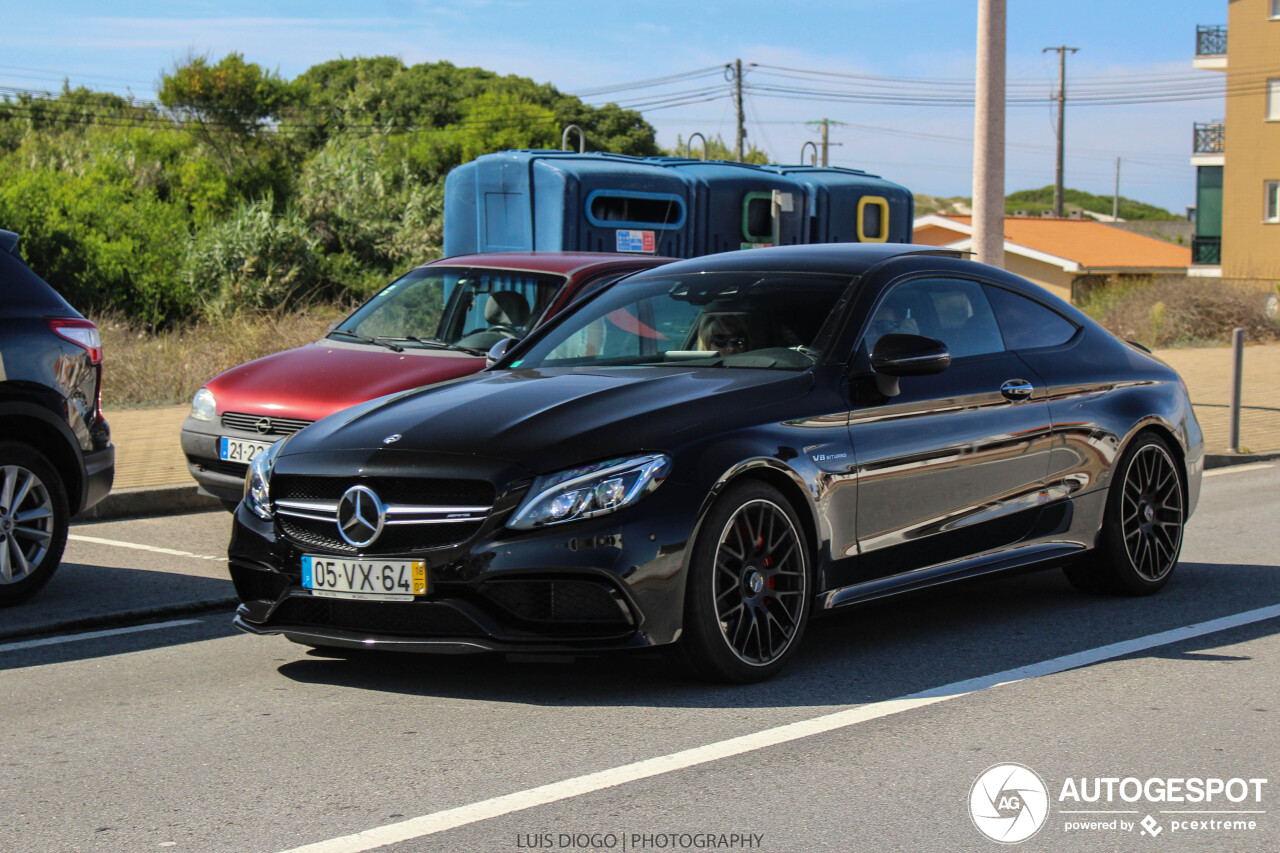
[680,480,812,683]
[0,442,71,606]
[1064,431,1185,596]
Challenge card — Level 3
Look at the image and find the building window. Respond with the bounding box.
[1270,80,1280,120]
[1266,181,1280,223]
[1272,0,1280,19]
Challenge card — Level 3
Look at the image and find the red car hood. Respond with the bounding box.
[205,340,484,423]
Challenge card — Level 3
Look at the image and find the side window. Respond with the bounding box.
[985,285,1078,350]
[865,277,1004,359]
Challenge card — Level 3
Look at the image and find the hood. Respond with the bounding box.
[284,366,813,475]
[205,340,484,423]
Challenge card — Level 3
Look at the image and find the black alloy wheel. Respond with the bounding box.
[681,480,810,682]
[1065,432,1184,596]
[0,442,70,605]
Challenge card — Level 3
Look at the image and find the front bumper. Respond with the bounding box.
[227,479,706,654]
[181,416,283,503]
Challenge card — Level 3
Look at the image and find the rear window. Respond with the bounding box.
[0,249,72,317]
[985,285,1078,350]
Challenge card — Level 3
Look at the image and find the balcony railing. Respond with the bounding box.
[1196,25,1227,57]
[1193,122,1225,155]
[1192,235,1221,266]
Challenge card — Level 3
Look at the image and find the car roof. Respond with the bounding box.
[422,252,677,276]
[630,243,964,277]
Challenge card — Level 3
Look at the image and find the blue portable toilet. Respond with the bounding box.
[652,159,810,255]
[759,165,914,245]
[443,151,692,258]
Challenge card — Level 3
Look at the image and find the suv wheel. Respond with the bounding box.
[0,442,70,605]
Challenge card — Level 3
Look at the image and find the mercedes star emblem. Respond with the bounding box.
[255,417,273,435]
[337,485,385,547]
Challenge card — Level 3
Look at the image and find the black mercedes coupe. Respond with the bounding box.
[228,244,1204,682]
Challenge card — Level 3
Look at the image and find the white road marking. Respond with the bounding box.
[0,619,202,653]
[68,533,223,561]
[277,603,1280,853]
[1204,463,1275,478]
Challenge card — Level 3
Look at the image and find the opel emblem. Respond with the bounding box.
[337,485,385,547]
[383,434,402,445]
[255,417,273,435]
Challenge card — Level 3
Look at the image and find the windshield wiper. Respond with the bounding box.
[327,329,403,352]
[377,336,488,357]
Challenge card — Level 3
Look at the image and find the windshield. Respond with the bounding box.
[513,271,854,371]
[332,267,566,349]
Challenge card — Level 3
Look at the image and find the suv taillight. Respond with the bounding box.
[46,317,103,364]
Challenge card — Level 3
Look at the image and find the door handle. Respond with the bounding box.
[1000,379,1034,401]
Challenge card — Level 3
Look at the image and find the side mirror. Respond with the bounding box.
[327,321,341,332]
[869,333,950,397]
[486,337,519,367]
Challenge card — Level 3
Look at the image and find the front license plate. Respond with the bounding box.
[219,436,275,463]
[301,556,427,600]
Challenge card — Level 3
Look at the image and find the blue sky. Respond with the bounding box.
[0,1,1226,213]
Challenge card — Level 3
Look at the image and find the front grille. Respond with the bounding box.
[221,412,313,436]
[269,597,484,637]
[482,579,632,627]
[190,456,248,478]
[278,516,485,555]
[272,475,495,555]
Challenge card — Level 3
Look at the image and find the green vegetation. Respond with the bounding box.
[1004,186,1179,221]
[914,188,1179,221]
[0,54,659,327]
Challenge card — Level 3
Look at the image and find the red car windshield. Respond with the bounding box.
[332,267,566,350]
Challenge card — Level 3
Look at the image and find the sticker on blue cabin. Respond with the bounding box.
[616,230,656,253]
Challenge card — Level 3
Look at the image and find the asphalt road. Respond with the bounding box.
[1,462,1277,853]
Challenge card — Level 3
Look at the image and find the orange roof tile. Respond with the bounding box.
[919,215,1191,270]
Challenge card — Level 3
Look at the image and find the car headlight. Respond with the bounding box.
[191,388,216,421]
[507,454,671,530]
[243,439,286,520]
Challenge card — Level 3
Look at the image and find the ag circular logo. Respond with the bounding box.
[969,763,1050,844]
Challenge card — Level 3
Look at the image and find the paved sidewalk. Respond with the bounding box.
[1154,344,1280,456]
[106,404,191,490]
[102,344,1280,492]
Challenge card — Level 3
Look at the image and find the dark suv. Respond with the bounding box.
[0,229,114,604]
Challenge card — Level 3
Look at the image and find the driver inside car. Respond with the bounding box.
[697,313,750,357]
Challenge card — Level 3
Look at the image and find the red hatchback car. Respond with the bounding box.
[180,252,673,506]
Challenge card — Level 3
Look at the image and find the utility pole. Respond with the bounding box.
[1113,156,1121,220]
[805,118,845,167]
[973,0,1007,268]
[733,59,746,161]
[1043,45,1079,218]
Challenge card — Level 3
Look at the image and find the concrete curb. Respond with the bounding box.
[0,597,239,642]
[1204,450,1280,470]
[74,484,223,522]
